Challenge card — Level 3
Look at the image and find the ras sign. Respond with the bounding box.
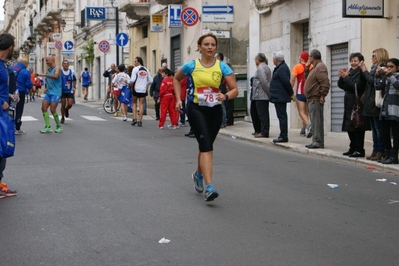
[86,7,106,20]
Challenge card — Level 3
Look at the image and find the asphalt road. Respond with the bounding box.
[1,98,398,266]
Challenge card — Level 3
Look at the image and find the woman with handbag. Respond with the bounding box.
[360,48,389,161]
[374,58,399,164]
[338,52,367,157]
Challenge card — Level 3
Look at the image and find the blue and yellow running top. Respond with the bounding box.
[181,58,233,106]
[46,66,62,96]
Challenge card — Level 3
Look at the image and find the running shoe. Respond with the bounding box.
[113,112,118,117]
[179,123,186,127]
[138,121,142,127]
[131,119,137,126]
[55,126,63,133]
[170,125,178,130]
[192,171,204,193]
[159,126,164,129]
[40,126,53,133]
[123,116,127,121]
[0,182,17,197]
[0,191,6,199]
[15,129,25,135]
[65,108,69,118]
[60,117,65,124]
[204,184,218,202]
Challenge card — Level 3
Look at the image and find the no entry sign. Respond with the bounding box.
[180,7,199,27]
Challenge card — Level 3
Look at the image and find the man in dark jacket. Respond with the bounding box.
[103,63,116,99]
[10,58,33,135]
[270,51,293,143]
[150,67,162,120]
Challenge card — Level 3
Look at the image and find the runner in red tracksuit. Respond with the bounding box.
[158,68,178,129]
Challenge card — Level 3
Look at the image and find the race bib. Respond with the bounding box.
[197,87,220,107]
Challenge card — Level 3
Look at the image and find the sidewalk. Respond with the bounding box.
[78,97,399,172]
[217,117,399,172]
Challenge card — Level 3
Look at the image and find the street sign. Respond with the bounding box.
[98,40,110,53]
[168,5,182,27]
[116,33,129,47]
[151,14,163,32]
[55,41,63,50]
[202,30,231,39]
[64,41,74,50]
[86,7,106,20]
[202,5,234,23]
[52,33,61,40]
[181,7,199,27]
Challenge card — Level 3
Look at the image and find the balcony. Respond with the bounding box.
[33,1,62,37]
[119,0,151,20]
[156,0,183,5]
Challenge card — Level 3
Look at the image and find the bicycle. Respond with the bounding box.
[103,94,120,114]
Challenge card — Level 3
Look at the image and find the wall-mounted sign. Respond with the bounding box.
[342,0,384,18]
[151,14,163,32]
[168,5,182,27]
[202,5,234,23]
[86,7,106,20]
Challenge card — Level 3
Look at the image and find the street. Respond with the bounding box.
[0,98,398,266]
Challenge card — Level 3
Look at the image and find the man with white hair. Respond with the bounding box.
[304,49,330,149]
[270,51,293,143]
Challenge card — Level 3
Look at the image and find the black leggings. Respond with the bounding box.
[187,103,222,152]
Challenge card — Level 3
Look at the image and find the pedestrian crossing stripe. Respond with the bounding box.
[22,115,106,121]
[81,116,107,121]
[21,116,38,121]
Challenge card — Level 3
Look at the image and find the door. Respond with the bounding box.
[330,43,348,132]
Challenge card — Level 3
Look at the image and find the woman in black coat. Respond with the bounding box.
[337,52,367,157]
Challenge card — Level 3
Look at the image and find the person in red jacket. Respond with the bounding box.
[158,68,178,129]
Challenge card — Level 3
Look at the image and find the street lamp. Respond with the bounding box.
[109,0,119,65]
[61,18,77,35]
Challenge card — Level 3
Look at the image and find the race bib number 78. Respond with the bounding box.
[197,87,220,107]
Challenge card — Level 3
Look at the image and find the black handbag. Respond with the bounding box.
[351,84,363,128]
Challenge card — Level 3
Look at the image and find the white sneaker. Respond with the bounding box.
[123,116,127,121]
[15,130,25,135]
[159,126,164,129]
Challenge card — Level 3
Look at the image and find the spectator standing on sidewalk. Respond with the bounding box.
[251,52,271,138]
[130,56,153,127]
[304,49,330,149]
[10,58,32,135]
[60,60,77,124]
[375,58,399,164]
[39,56,63,133]
[103,63,116,100]
[0,32,18,198]
[291,51,312,138]
[270,51,293,143]
[360,48,389,161]
[173,33,238,202]
[337,52,367,158]
[150,67,162,120]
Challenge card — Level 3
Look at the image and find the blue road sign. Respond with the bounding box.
[116,33,129,47]
[168,4,182,27]
[86,7,106,20]
[202,5,234,14]
[64,41,74,50]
